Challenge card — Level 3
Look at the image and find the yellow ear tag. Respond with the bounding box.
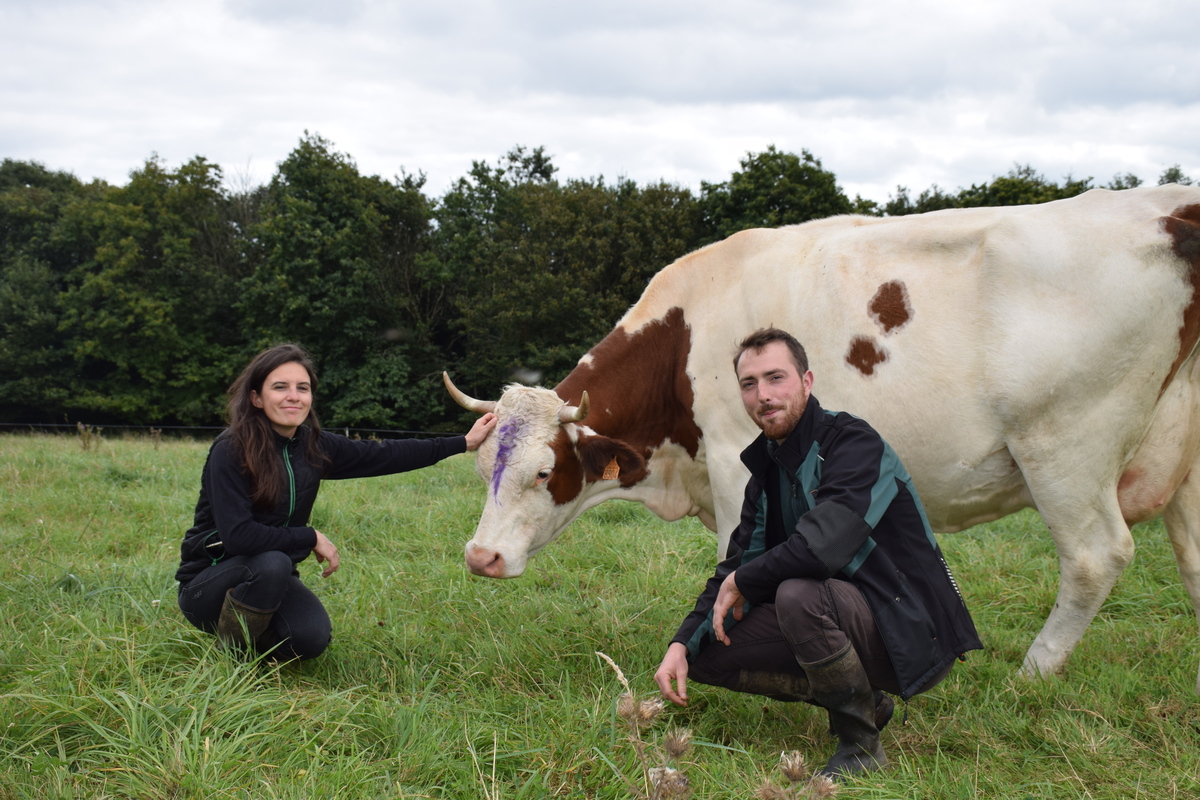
[602,457,620,481]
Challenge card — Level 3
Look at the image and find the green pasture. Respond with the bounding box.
[0,433,1197,798]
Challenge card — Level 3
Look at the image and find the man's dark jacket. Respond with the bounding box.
[176,426,466,584]
[671,394,982,700]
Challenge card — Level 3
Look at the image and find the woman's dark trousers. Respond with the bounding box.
[177,551,332,660]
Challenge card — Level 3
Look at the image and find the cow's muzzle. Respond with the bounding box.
[465,545,509,578]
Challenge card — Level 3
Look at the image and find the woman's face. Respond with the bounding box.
[250,361,313,437]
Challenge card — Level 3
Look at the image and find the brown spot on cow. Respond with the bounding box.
[846,336,888,376]
[548,306,703,505]
[869,280,913,334]
[547,429,585,505]
[1162,204,1200,393]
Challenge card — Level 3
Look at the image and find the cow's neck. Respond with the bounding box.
[554,306,702,461]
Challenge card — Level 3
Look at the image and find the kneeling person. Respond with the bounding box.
[176,344,496,661]
[654,327,981,778]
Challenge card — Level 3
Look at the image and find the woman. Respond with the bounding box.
[176,343,496,660]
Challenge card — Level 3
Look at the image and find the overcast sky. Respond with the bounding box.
[3,0,1198,204]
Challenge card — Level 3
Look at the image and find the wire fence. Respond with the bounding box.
[0,421,459,440]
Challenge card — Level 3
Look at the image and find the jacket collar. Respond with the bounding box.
[271,424,308,447]
[740,394,824,477]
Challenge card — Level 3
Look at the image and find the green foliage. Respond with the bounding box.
[2,142,1182,430]
[0,161,86,418]
[1,434,1198,798]
[957,164,1093,207]
[56,156,247,422]
[237,133,439,428]
[1158,164,1195,186]
[883,184,960,216]
[698,145,852,242]
[886,164,1094,216]
[434,146,699,398]
[0,156,249,423]
[0,254,71,413]
[1107,172,1143,190]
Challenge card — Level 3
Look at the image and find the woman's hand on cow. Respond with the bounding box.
[654,642,691,707]
[313,530,340,578]
[465,412,498,451]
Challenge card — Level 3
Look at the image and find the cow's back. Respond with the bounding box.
[624,184,1200,534]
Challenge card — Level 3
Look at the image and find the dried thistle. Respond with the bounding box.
[663,727,693,758]
[613,689,662,728]
[755,781,789,800]
[617,691,639,723]
[779,750,807,783]
[807,773,839,798]
[637,696,665,726]
[76,421,102,451]
[598,652,694,798]
[649,766,691,798]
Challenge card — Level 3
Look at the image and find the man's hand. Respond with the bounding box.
[465,412,498,451]
[711,570,746,645]
[654,642,691,706]
[313,530,340,578]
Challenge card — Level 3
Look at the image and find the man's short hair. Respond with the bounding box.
[733,327,809,375]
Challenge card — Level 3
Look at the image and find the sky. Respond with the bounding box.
[3,0,1199,205]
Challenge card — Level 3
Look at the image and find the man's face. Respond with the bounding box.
[736,341,813,442]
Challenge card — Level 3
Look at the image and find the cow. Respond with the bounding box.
[444,183,1200,693]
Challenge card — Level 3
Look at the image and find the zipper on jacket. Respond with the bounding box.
[767,443,805,529]
[282,439,297,525]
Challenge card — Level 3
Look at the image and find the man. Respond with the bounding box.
[654,327,981,778]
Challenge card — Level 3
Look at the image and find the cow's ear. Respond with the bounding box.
[576,434,648,486]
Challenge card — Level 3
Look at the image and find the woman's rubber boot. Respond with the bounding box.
[216,589,277,652]
[802,644,888,779]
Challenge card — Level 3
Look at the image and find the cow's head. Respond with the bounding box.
[445,373,647,577]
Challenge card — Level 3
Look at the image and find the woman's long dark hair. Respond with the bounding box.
[226,343,328,511]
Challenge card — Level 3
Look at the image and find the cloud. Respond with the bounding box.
[2,0,1198,201]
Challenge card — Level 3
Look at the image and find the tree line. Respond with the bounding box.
[1,134,1192,431]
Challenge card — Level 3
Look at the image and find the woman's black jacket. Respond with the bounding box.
[176,426,465,584]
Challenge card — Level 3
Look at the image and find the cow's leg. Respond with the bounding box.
[705,435,753,559]
[1162,469,1200,695]
[1017,493,1134,680]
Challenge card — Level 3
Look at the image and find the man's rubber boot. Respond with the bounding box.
[732,669,814,703]
[216,588,277,651]
[827,689,895,737]
[803,644,888,778]
[873,690,895,731]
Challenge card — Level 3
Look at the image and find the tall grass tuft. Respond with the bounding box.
[1,433,1198,798]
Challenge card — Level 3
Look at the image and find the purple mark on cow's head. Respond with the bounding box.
[490,419,525,498]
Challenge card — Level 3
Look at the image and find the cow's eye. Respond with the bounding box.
[535,469,552,484]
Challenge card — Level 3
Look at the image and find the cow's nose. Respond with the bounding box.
[466,546,506,577]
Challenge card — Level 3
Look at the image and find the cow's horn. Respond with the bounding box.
[443,372,497,414]
[559,391,589,423]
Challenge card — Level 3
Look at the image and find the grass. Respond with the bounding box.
[0,432,1198,798]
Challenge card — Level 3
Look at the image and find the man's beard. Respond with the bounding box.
[754,401,804,441]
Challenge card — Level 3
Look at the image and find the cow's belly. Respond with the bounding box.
[909,443,1034,532]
